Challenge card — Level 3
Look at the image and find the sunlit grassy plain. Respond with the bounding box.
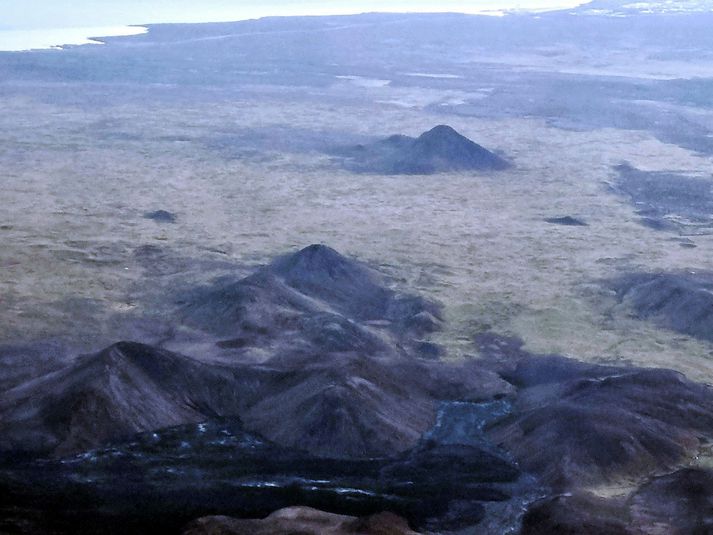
[1,83,711,381]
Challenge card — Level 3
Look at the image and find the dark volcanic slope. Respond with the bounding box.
[629,468,713,533]
[477,334,713,489]
[334,125,510,175]
[0,415,521,534]
[609,271,713,342]
[0,245,512,459]
[177,243,443,360]
[521,492,632,535]
[522,468,713,535]
[238,350,511,458]
[0,340,510,460]
[544,216,588,226]
[0,342,248,457]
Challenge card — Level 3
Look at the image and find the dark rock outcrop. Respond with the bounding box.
[544,216,587,226]
[608,271,713,342]
[612,163,713,233]
[182,507,420,535]
[334,125,510,174]
[143,209,177,223]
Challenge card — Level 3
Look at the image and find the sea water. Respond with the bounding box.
[0,0,589,52]
[0,26,147,52]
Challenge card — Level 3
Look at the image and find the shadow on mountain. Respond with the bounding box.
[521,492,631,535]
[331,125,510,175]
[0,415,522,534]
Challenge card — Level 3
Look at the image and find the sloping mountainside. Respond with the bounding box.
[175,243,443,360]
[0,339,511,459]
[0,245,509,459]
[522,468,713,534]
[608,271,713,342]
[490,357,713,488]
[333,125,510,174]
[0,341,249,456]
[3,248,713,534]
[476,333,713,489]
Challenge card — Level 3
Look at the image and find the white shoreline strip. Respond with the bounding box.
[0,25,148,52]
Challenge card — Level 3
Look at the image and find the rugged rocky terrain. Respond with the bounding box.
[608,271,713,343]
[3,246,713,534]
[0,246,511,460]
[0,402,522,534]
[174,243,444,361]
[613,163,713,235]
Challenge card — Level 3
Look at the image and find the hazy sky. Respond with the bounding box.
[1,0,588,29]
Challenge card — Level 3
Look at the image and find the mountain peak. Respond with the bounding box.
[418,124,462,140]
[337,125,510,174]
[269,244,372,284]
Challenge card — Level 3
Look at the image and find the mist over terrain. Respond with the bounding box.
[2,1,713,533]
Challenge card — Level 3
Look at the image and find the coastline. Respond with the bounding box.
[0,25,148,52]
[0,1,592,52]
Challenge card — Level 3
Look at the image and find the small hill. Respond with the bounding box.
[177,244,443,359]
[608,271,713,342]
[544,216,588,226]
[334,125,510,174]
[143,209,176,223]
[482,334,713,489]
[521,468,713,534]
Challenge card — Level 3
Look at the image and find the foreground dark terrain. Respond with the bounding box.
[2,1,713,533]
[2,246,713,534]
